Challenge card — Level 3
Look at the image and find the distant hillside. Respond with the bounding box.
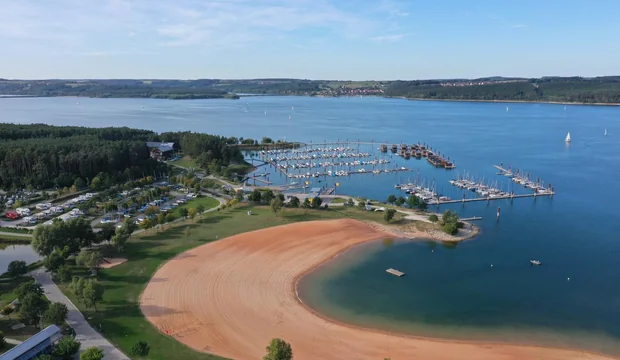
[2,76,620,104]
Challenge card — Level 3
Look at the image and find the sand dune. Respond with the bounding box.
[140,219,614,360]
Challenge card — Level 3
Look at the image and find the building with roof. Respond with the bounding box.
[146,142,175,160]
[0,325,62,360]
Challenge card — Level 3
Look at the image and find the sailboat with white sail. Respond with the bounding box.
[565,132,571,143]
[605,128,608,136]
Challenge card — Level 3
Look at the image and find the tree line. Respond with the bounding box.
[384,76,620,104]
[0,124,243,190]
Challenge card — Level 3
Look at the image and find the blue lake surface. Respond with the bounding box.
[2,96,620,354]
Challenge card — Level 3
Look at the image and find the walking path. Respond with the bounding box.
[31,269,129,360]
[4,338,22,345]
[0,231,31,238]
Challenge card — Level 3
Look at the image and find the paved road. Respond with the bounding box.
[31,270,129,360]
[4,338,22,345]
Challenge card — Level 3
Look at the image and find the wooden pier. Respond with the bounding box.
[243,176,272,185]
[437,192,553,204]
[460,216,483,221]
[386,268,405,277]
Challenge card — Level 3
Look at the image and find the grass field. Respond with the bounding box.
[171,155,199,169]
[330,197,349,204]
[57,204,387,360]
[173,196,220,218]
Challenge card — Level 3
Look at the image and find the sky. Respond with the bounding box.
[1,0,619,80]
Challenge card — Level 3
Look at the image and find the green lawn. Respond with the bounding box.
[173,196,220,217]
[0,276,45,341]
[171,155,199,170]
[56,204,386,360]
[330,197,348,204]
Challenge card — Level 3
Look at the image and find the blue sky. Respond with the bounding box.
[1,0,619,80]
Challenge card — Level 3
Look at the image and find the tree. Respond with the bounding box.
[1,306,13,320]
[178,207,189,218]
[19,292,48,327]
[144,206,159,217]
[263,338,293,360]
[346,198,355,206]
[262,189,275,204]
[80,347,104,360]
[76,250,103,271]
[82,280,104,311]
[384,209,397,223]
[407,195,419,209]
[302,198,311,208]
[90,176,102,189]
[53,336,81,359]
[248,189,262,203]
[0,331,5,350]
[429,214,439,223]
[395,196,406,207]
[140,218,154,231]
[165,213,176,223]
[44,302,68,325]
[387,194,397,205]
[188,208,197,222]
[32,217,96,257]
[131,341,150,357]
[196,204,205,214]
[16,281,44,300]
[157,213,166,228]
[6,260,27,278]
[418,201,428,210]
[235,190,244,202]
[289,196,300,208]
[70,277,87,304]
[270,197,283,216]
[44,250,66,272]
[56,265,73,282]
[74,177,86,189]
[261,137,273,144]
[442,210,459,224]
[96,222,116,243]
[311,196,322,209]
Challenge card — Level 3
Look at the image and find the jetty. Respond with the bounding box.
[460,216,483,221]
[493,164,554,193]
[436,192,554,204]
[386,268,405,277]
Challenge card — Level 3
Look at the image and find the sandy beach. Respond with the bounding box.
[140,219,614,360]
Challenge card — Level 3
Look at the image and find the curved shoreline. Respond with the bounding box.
[141,219,616,360]
[293,238,611,357]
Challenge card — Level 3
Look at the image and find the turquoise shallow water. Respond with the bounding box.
[2,96,620,354]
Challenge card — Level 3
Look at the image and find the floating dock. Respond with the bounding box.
[386,268,405,277]
[460,216,483,221]
[437,192,553,204]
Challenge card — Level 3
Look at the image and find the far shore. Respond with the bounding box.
[141,219,614,360]
[3,93,620,106]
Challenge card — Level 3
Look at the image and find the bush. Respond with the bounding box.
[52,336,81,359]
[442,222,459,235]
[384,209,396,223]
[80,347,104,360]
[428,214,439,223]
[132,341,150,357]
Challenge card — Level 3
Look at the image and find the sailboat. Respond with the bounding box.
[605,128,608,136]
[506,106,509,111]
[565,132,571,143]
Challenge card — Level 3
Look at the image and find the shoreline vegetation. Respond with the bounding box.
[2,76,620,104]
[140,215,614,360]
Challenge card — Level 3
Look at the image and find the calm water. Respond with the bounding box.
[0,245,41,274]
[2,96,620,353]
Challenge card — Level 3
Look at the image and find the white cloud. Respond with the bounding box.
[370,34,405,42]
[0,0,402,51]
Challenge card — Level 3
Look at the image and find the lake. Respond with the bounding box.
[1,96,620,354]
[0,245,41,274]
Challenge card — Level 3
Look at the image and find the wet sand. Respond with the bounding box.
[140,219,614,360]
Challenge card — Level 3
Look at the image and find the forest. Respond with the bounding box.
[384,77,620,104]
[0,124,243,190]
